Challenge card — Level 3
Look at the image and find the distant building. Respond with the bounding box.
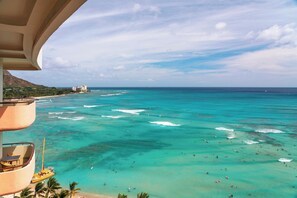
[72,85,88,93]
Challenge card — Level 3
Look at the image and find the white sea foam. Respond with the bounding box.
[101,92,127,97]
[113,109,146,115]
[150,121,181,127]
[36,99,52,104]
[215,127,234,132]
[278,158,293,163]
[50,116,85,121]
[244,140,259,145]
[48,112,64,115]
[48,111,76,115]
[255,129,283,133]
[84,105,100,108]
[101,115,124,119]
[227,134,236,139]
[37,99,49,103]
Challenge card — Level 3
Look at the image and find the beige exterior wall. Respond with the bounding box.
[0,102,36,131]
[0,145,35,196]
[0,65,3,160]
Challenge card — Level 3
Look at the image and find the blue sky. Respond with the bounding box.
[13,0,297,87]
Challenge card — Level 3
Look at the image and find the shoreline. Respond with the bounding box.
[33,92,86,100]
[33,94,68,99]
[77,192,114,198]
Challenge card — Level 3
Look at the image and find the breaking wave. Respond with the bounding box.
[278,158,293,163]
[101,92,127,97]
[84,105,101,108]
[48,112,64,115]
[215,127,234,132]
[255,129,283,133]
[244,140,259,145]
[101,115,124,119]
[227,133,236,139]
[48,111,76,115]
[50,116,85,121]
[150,121,181,127]
[112,109,146,115]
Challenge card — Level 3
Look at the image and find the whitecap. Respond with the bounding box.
[278,158,293,163]
[84,105,100,108]
[150,121,181,127]
[101,92,127,97]
[255,129,283,133]
[215,127,234,132]
[227,134,236,139]
[48,112,64,115]
[63,107,78,109]
[244,140,259,145]
[56,116,85,121]
[101,115,124,119]
[113,109,145,115]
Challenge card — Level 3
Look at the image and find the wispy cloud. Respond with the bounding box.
[12,0,297,87]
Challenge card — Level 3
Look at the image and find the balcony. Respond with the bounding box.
[0,143,35,196]
[0,99,36,131]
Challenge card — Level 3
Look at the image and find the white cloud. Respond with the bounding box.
[43,57,78,69]
[113,65,125,70]
[257,23,297,46]
[132,3,160,13]
[222,47,297,74]
[13,0,297,87]
[215,22,227,30]
[133,3,142,12]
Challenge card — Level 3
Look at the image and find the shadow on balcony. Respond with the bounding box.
[0,142,35,196]
[0,99,36,131]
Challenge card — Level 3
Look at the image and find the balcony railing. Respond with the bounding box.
[0,99,36,131]
[0,142,35,196]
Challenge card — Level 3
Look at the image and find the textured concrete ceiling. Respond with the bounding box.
[0,0,86,70]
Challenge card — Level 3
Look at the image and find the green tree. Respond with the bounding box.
[34,182,46,197]
[69,182,81,198]
[45,178,61,198]
[14,187,33,198]
[117,194,128,198]
[137,192,149,198]
[50,190,69,198]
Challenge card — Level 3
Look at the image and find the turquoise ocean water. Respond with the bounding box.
[5,88,297,198]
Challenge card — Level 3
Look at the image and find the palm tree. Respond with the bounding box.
[14,187,33,198]
[137,192,149,198]
[45,178,61,198]
[117,194,127,198]
[69,182,80,198]
[50,190,69,198]
[35,182,46,197]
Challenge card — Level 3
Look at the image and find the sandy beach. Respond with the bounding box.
[33,92,88,100]
[33,94,68,99]
[77,192,113,198]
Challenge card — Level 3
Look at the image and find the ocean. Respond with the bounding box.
[5,88,297,197]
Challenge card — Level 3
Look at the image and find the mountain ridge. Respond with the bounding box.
[3,70,43,88]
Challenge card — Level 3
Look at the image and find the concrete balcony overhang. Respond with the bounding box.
[0,0,86,70]
[0,143,35,196]
[0,99,36,131]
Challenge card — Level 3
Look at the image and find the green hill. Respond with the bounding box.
[3,70,73,98]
